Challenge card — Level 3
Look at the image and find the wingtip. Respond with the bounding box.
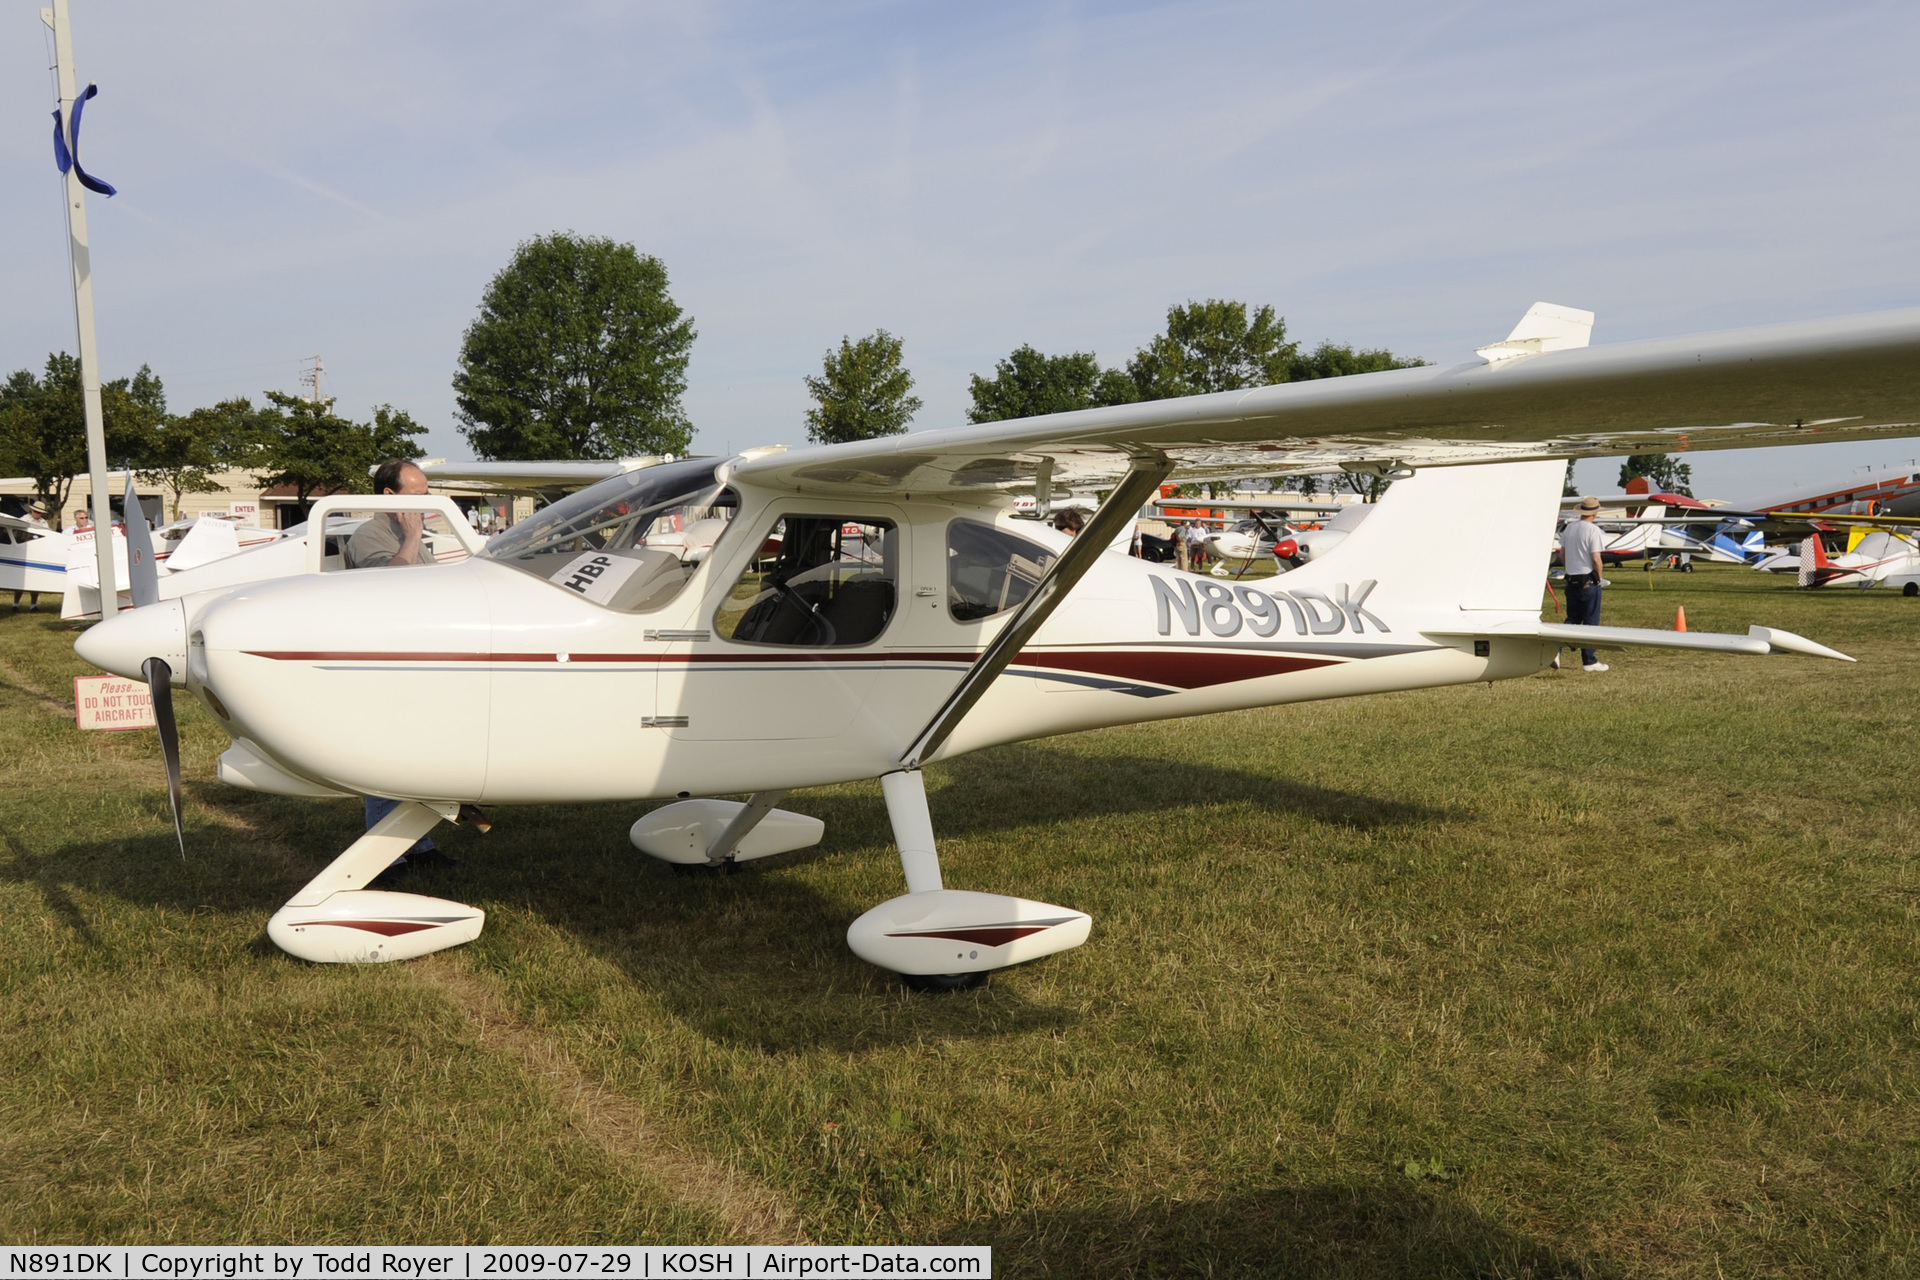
[1748,625,1855,662]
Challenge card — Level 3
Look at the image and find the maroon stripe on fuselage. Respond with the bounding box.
[1022,649,1336,689]
[242,647,1344,690]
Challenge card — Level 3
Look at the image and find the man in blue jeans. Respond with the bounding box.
[1560,494,1610,673]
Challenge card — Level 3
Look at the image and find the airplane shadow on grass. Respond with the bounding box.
[452,746,1444,1055]
[8,746,1441,1056]
[974,1180,1616,1279]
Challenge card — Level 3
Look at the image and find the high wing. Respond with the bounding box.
[733,308,1920,498]
[419,457,670,502]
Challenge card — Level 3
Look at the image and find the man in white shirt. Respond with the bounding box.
[1560,495,1609,672]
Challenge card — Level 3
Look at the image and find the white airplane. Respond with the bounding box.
[55,457,649,618]
[75,303,1920,991]
[60,514,286,618]
[0,512,68,605]
[1789,528,1920,588]
[3,507,280,612]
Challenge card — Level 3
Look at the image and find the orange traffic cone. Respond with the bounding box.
[1674,605,1687,632]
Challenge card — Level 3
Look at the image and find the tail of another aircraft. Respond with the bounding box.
[1798,534,1828,587]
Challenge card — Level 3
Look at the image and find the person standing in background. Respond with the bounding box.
[1561,495,1610,673]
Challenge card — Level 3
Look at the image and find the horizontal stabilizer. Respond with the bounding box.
[1425,621,1854,661]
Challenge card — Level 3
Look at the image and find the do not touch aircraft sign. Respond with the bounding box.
[75,674,156,731]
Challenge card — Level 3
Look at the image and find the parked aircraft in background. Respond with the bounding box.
[61,515,285,617]
[4,510,280,613]
[73,303,1920,991]
[63,511,474,619]
[1,512,67,604]
[1147,497,1348,570]
[55,460,672,619]
[1751,459,1920,518]
[1788,529,1920,589]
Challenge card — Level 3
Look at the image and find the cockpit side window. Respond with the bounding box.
[480,457,738,612]
[947,519,1056,622]
[715,516,898,646]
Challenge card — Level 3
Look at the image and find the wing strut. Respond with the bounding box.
[899,452,1173,769]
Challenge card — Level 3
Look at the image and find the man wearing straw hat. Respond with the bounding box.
[1560,494,1609,673]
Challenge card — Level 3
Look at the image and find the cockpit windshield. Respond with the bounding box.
[480,457,737,612]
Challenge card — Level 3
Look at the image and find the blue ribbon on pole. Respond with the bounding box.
[51,83,116,197]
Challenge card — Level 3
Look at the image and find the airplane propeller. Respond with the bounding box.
[142,655,185,858]
[123,476,184,857]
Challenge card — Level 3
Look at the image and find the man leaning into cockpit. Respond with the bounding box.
[344,458,437,569]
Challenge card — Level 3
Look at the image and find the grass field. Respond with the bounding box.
[2,563,1917,1276]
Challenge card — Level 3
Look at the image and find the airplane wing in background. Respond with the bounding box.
[733,307,1920,500]
[419,457,672,502]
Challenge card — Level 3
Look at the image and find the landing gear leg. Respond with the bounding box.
[266,800,485,963]
[846,771,1092,991]
[881,771,942,894]
[668,790,790,877]
[706,789,789,866]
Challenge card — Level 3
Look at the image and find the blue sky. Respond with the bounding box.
[5,1,1918,504]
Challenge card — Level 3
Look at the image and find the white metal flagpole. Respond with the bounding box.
[45,0,117,612]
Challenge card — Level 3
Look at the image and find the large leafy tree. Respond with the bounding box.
[0,354,166,520]
[141,398,262,520]
[1126,300,1298,399]
[1113,303,1426,500]
[966,345,1138,423]
[454,233,696,461]
[254,392,425,513]
[804,330,922,444]
[1618,453,1694,497]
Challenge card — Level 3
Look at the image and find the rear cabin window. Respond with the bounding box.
[947,520,1056,622]
[715,516,897,647]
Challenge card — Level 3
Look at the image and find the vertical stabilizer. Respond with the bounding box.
[1277,459,1564,617]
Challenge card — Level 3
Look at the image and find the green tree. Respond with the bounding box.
[1289,341,1427,381]
[140,398,262,521]
[804,330,922,444]
[454,233,696,461]
[966,345,1138,423]
[253,392,425,515]
[1618,453,1693,497]
[0,354,165,521]
[1126,300,1297,399]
